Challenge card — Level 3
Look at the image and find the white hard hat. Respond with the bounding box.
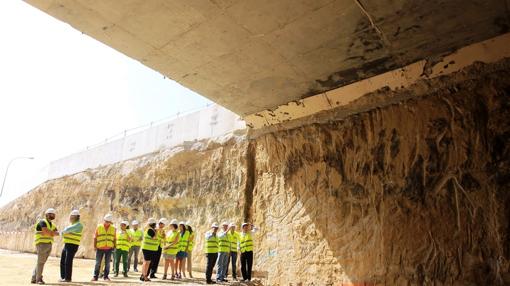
[158,218,167,224]
[120,220,129,225]
[241,222,249,227]
[103,214,113,222]
[148,218,157,224]
[222,221,229,226]
[131,220,139,225]
[70,210,80,216]
[45,208,56,215]
[211,222,219,228]
[179,221,186,225]
[229,223,236,228]
[185,221,192,226]
[169,219,178,225]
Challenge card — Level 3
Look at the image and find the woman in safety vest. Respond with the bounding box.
[140,218,158,282]
[175,221,189,279]
[186,221,195,278]
[162,219,179,280]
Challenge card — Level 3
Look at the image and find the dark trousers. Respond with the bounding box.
[93,249,113,279]
[205,253,218,282]
[150,246,162,275]
[227,252,238,278]
[60,244,78,281]
[240,251,253,281]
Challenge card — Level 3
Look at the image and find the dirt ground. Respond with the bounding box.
[0,249,259,286]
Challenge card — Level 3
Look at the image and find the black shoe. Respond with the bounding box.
[150,274,157,279]
[123,272,128,278]
[206,281,216,284]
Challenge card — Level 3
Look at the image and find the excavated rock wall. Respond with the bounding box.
[0,60,509,285]
[0,138,249,269]
[250,62,510,285]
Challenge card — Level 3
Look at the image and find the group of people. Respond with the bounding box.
[31,208,257,285]
[203,221,257,284]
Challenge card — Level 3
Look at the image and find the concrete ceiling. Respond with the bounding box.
[25,0,510,116]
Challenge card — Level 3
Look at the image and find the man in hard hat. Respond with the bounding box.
[128,220,142,272]
[216,221,231,282]
[226,223,240,281]
[204,223,219,284]
[240,223,258,282]
[149,218,167,278]
[92,214,116,281]
[58,209,83,282]
[113,221,131,277]
[31,208,59,284]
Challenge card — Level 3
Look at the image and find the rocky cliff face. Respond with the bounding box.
[0,137,249,269]
[1,60,509,285]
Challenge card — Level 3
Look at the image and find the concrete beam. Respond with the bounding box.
[244,33,510,129]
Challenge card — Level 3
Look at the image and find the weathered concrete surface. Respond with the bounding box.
[1,59,510,284]
[245,33,510,129]
[23,0,510,115]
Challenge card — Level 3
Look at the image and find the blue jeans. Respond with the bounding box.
[216,252,229,280]
[93,249,113,278]
[227,252,238,278]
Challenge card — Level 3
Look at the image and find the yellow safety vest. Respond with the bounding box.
[204,232,218,254]
[179,230,190,252]
[96,224,115,249]
[34,219,56,245]
[157,229,165,247]
[240,232,253,253]
[188,232,195,251]
[142,228,159,251]
[218,231,230,253]
[228,231,240,252]
[62,222,83,246]
[163,230,180,255]
[116,230,130,251]
[129,229,143,247]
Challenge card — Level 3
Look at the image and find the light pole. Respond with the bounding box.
[0,156,34,197]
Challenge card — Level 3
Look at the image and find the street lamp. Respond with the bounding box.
[0,156,34,197]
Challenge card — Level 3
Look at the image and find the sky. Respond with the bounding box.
[0,1,211,206]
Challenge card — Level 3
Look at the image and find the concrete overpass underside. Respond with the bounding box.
[25,0,510,118]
